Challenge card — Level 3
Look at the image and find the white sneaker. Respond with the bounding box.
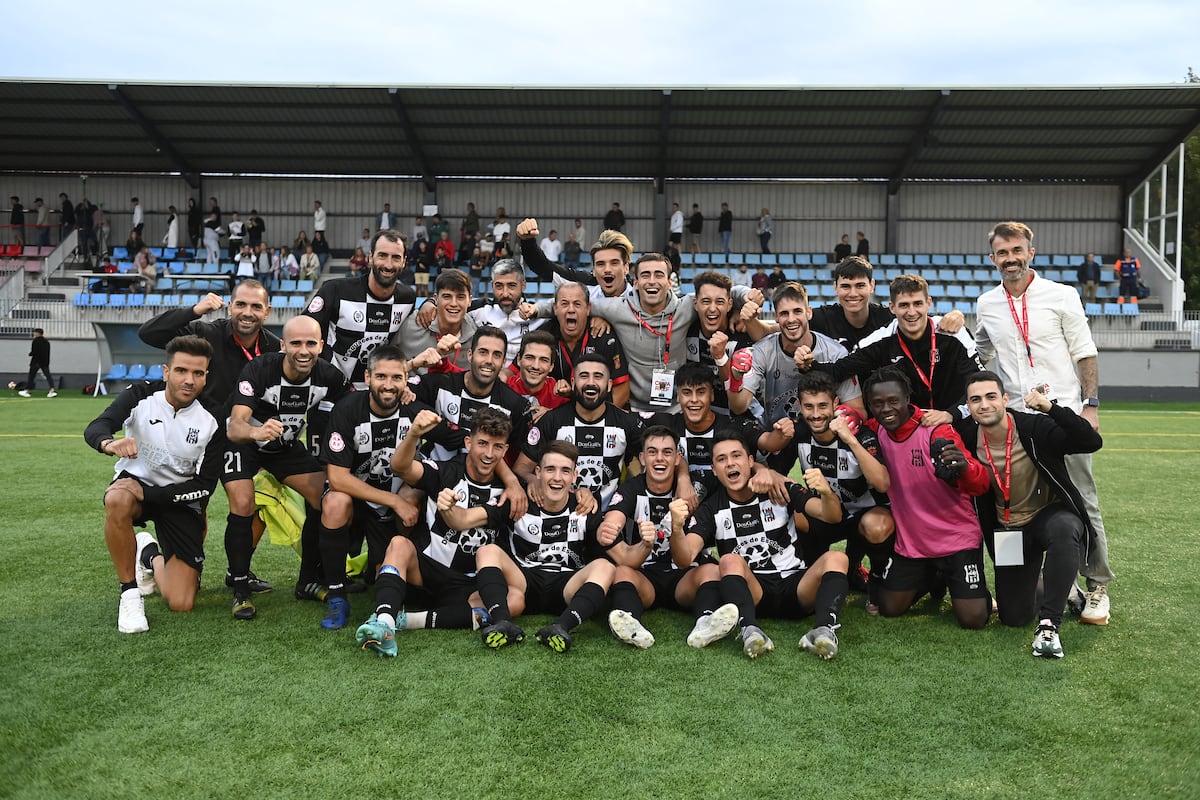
[608,609,655,649]
[1032,620,1065,658]
[134,532,157,596]
[118,588,149,633]
[1081,585,1110,625]
[686,602,739,648]
[46,389,57,397]
[17,390,30,397]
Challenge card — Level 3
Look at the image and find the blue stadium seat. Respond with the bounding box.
[278,279,298,293]
[965,254,984,266]
[111,247,128,259]
[1085,303,1103,316]
[798,268,817,283]
[74,293,89,306]
[680,267,696,281]
[809,254,829,265]
[930,254,946,266]
[1103,303,1122,315]
[1121,303,1140,316]
[937,269,957,283]
[184,262,203,275]
[117,261,134,274]
[897,254,913,266]
[946,255,966,267]
[150,247,165,259]
[955,269,974,282]
[1052,255,1070,267]
[928,284,946,298]
[1069,255,1085,266]
[878,254,896,266]
[109,294,127,307]
[761,254,778,266]
[127,294,145,307]
[201,262,220,275]
[158,278,174,291]
[104,364,128,380]
[973,269,994,282]
[162,294,183,307]
[127,364,147,380]
[144,293,164,306]
[89,293,109,306]
[296,279,314,293]
[1033,254,1050,266]
[947,285,965,298]
[746,254,761,265]
[795,253,811,266]
[694,253,710,265]
[287,295,307,309]
[181,294,201,308]
[147,364,164,381]
[775,254,792,266]
[680,253,694,265]
[935,300,957,315]
[710,254,727,265]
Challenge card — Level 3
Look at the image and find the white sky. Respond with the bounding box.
[3,0,1197,87]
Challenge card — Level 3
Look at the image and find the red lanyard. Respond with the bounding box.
[629,301,674,363]
[896,331,936,393]
[235,337,261,362]
[1005,277,1035,368]
[559,331,589,373]
[981,415,1014,524]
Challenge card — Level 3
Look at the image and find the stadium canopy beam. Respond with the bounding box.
[387,88,436,195]
[888,89,950,195]
[1126,108,1200,193]
[105,84,198,188]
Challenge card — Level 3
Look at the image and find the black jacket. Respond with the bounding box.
[954,403,1103,559]
[29,336,49,366]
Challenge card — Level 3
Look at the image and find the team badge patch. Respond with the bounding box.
[239,380,254,396]
[328,432,346,453]
[307,296,324,313]
[527,427,541,446]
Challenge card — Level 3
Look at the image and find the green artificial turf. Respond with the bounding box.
[1,395,1197,799]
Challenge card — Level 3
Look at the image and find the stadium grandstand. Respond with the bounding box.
[2,80,1199,399]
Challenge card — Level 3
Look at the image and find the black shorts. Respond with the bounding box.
[880,548,989,599]
[112,473,206,571]
[408,551,476,607]
[346,500,398,576]
[521,567,573,615]
[221,440,322,484]
[640,566,689,611]
[752,569,809,619]
[669,232,682,244]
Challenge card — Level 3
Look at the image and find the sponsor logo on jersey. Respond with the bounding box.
[353,310,365,324]
[186,427,199,444]
[356,429,371,447]
[149,418,163,425]
[328,432,346,453]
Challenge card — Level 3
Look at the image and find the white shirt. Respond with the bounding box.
[468,303,547,367]
[492,221,511,242]
[670,210,684,234]
[313,207,327,232]
[731,268,752,287]
[132,204,143,227]
[974,272,1098,414]
[540,237,562,262]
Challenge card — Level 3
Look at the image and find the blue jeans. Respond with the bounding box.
[721,231,731,254]
[759,232,771,254]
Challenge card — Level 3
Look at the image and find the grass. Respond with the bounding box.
[1,394,1198,799]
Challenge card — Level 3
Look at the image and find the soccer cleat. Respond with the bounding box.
[226,570,273,594]
[536,623,573,653]
[608,609,655,649]
[740,625,774,659]
[231,593,257,620]
[481,620,525,649]
[17,390,30,397]
[133,531,157,596]
[46,390,57,398]
[355,613,397,657]
[1066,583,1087,616]
[118,587,149,633]
[1081,585,1110,625]
[799,625,840,660]
[293,581,327,602]
[1033,621,1065,659]
[687,603,740,648]
[321,597,350,630]
[471,607,492,630]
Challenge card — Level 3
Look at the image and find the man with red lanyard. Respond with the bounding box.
[813,274,983,426]
[138,281,280,594]
[975,221,1112,625]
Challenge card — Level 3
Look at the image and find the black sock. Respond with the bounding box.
[425,603,473,629]
[120,580,137,594]
[721,574,757,627]
[864,533,895,577]
[318,521,349,599]
[297,505,322,585]
[476,566,513,622]
[692,580,722,618]
[609,581,643,618]
[814,571,849,629]
[139,539,161,570]
[845,536,865,570]
[556,581,606,631]
[374,570,407,619]
[224,513,254,590]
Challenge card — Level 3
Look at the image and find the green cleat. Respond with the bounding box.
[536,623,572,654]
[481,620,525,649]
[232,593,257,621]
[355,613,397,657]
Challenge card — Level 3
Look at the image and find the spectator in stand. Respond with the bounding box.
[766,264,788,291]
[349,246,369,278]
[8,196,25,245]
[163,205,179,248]
[756,208,773,254]
[411,239,432,297]
[256,244,273,290]
[1077,252,1101,307]
[77,199,97,263]
[59,192,76,241]
[203,212,222,264]
[186,198,203,249]
[312,230,331,270]
[688,204,704,255]
[834,234,852,263]
[246,210,265,248]
[280,246,299,280]
[376,203,396,231]
[125,228,144,258]
[540,229,562,262]
[235,244,257,283]
[571,218,587,249]
[732,263,752,288]
[135,245,158,293]
[313,201,326,235]
[294,230,310,256]
[226,212,245,260]
[412,217,428,244]
[1114,248,1140,305]
[269,247,282,285]
[130,197,144,237]
[669,203,684,250]
[462,202,480,238]
[856,231,870,258]
[33,197,50,247]
[751,264,770,291]
[563,232,583,268]
[479,232,496,259]
[433,231,456,267]
[489,210,510,243]
[300,244,320,280]
[357,228,373,256]
[604,202,625,232]
[208,196,221,225]
[429,213,450,242]
[718,202,733,255]
[94,202,110,259]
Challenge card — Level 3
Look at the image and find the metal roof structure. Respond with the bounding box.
[3,81,1199,191]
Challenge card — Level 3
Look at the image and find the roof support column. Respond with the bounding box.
[885,191,900,255]
[652,90,673,252]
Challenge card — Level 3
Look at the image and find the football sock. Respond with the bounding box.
[120,580,137,594]
[476,566,513,622]
[317,521,349,599]
[609,580,643,618]
[297,504,322,586]
[721,574,757,627]
[845,536,865,570]
[692,580,722,617]
[138,539,161,571]
[424,603,472,629]
[224,513,254,588]
[556,581,606,631]
[373,568,406,619]
[815,571,849,629]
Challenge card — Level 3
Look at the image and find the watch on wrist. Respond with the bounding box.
[1084,397,1100,408]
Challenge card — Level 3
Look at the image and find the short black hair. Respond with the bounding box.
[863,366,912,401]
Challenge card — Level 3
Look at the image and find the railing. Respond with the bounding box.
[42,230,78,286]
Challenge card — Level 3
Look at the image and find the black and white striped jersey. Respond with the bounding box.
[507,502,601,573]
[231,352,352,452]
[523,403,643,507]
[412,457,511,575]
[410,371,531,460]
[304,274,417,387]
[685,484,818,578]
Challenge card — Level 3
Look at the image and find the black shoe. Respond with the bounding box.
[481,620,525,649]
[294,581,328,602]
[345,579,368,594]
[536,623,572,653]
[226,570,273,594]
[232,593,257,620]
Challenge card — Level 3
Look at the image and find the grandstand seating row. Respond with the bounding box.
[75,293,313,309]
[0,245,54,257]
[673,252,1097,268]
[103,363,163,382]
